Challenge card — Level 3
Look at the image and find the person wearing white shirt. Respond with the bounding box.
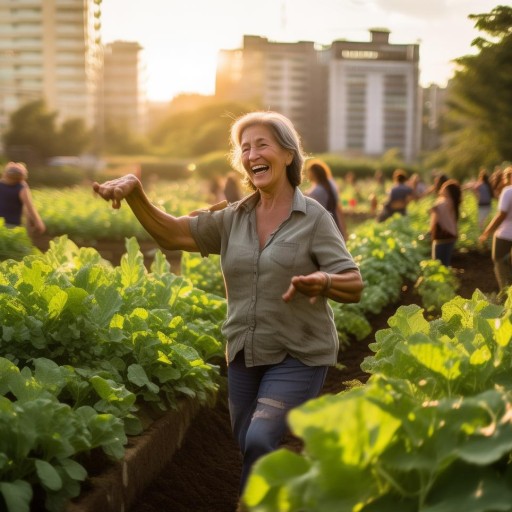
[479,166,512,293]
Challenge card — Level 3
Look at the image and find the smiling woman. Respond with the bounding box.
[92,110,363,507]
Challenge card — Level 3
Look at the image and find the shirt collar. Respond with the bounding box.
[235,187,307,213]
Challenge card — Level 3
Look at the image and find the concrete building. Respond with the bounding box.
[103,40,148,135]
[421,83,447,152]
[0,0,102,138]
[216,35,327,152]
[327,29,420,162]
[216,29,421,161]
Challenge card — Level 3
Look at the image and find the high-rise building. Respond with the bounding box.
[216,30,421,161]
[327,29,420,162]
[216,35,327,152]
[421,83,447,152]
[103,41,148,135]
[0,0,102,138]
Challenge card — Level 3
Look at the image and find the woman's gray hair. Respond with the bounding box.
[228,111,305,190]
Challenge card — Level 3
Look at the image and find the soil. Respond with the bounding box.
[130,249,498,512]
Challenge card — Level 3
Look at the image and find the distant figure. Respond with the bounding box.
[305,159,348,239]
[490,167,505,198]
[479,166,512,293]
[369,169,385,216]
[430,179,461,267]
[377,169,413,222]
[425,172,449,196]
[408,173,427,200]
[209,175,225,203]
[0,162,46,235]
[466,168,494,230]
[224,172,243,203]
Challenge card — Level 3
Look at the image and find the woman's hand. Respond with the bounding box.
[282,271,330,304]
[282,269,363,304]
[92,174,141,209]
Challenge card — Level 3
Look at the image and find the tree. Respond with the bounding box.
[56,118,92,156]
[2,99,92,161]
[3,100,59,161]
[149,99,260,157]
[429,5,512,180]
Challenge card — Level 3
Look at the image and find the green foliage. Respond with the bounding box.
[33,182,204,241]
[2,100,91,162]
[0,358,126,512]
[0,220,35,261]
[429,5,512,179]
[181,252,226,297]
[193,150,233,179]
[103,119,149,155]
[244,293,512,511]
[149,100,259,157]
[414,259,460,313]
[0,236,227,511]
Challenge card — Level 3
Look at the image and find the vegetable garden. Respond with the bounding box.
[0,178,507,512]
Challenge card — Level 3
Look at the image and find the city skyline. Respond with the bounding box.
[101,0,499,102]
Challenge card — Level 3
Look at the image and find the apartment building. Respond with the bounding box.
[0,0,102,138]
[421,83,447,152]
[216,30,421,161]
[103,40,148,135]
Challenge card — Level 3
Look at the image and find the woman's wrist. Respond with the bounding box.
[321,271,331,295]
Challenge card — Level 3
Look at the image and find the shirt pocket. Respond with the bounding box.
[269,242,299,269]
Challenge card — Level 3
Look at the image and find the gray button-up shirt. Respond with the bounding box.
[189,187,358,367]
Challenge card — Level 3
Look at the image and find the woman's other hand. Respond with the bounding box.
[282,271,331,304]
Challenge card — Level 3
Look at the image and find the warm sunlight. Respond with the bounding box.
[103,0,498,102]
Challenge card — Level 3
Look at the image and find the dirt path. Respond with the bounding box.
[131,249,498,512]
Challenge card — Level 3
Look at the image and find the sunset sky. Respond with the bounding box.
[101,0,499,102]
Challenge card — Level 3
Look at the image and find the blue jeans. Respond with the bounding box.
[492,236,512,291]
[228,350,328,493]
[432,239,456,267]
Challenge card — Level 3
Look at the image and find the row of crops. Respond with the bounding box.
[0,182,493,511]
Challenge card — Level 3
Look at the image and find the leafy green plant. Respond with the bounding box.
[181,252,226,297]
[0,358,126,512]
[414,259,460,312]
[243,292,512,511]
[0,220,35,261]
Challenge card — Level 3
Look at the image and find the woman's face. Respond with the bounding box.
[240,124,292,191]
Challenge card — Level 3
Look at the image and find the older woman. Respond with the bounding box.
[92,111,363,496]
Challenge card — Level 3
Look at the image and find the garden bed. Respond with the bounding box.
[137,250,497,512]
[65,399,201,512]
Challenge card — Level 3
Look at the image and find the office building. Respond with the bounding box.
[216,30,421,161]
[216,35,326,152]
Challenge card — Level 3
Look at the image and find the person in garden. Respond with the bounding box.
[92,110,363,499]
[376,168,413,222]
[0,161,46,235]
[305,158,348,239]
[464,167,494,230]
[223,171,243,203]
[429,179,462,267]
[479,166,512,294]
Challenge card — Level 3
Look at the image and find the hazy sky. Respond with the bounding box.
[101,0,499,102]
